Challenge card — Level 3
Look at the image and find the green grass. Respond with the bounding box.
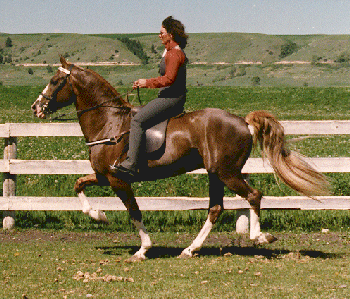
[1,230,350,298]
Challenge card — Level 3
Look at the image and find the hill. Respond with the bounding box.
[1,32,350,86]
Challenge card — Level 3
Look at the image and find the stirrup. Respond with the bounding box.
[110,164,137,182]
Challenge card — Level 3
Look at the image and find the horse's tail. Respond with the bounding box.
[245,110,330,197]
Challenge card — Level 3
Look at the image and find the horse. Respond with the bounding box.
[31,56,329,262]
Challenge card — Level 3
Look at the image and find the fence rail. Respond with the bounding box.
[1,121,350,229]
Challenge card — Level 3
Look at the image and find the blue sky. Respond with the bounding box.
[1,0,350,35]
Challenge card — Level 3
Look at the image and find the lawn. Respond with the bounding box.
[1,230,350,298]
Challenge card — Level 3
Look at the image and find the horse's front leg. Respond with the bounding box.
[74,174,109,223]
[113,185,152,262]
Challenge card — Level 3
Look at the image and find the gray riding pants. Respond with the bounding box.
[121,95,186,171]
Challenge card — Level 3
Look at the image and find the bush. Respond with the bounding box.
[279,40,298,59]
[5,37,12,48]
[28,68,34,75]
[117,36,149,64]
[252,76,261,86]
[335,53,350,63]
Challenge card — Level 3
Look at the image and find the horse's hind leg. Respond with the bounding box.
[179,173,224,258]
[219,172,277,244]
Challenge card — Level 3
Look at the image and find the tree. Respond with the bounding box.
[117,36,149,64]
[279,40,298,59]
[335,53,350,63]
[47,65,53,73]
[5,37,13,48]
[252,76,261,86]
[5,55,12,63]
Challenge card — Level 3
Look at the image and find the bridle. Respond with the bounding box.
[40,64,75,115]
[40,65,136,121]
[39,65,141,146]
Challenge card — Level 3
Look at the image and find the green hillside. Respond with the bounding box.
[1,32,350,87]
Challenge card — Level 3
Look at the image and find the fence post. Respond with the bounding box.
[236,210,250,233]
[2,136,17,230]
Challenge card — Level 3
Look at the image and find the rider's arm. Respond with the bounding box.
[145,49,185,88]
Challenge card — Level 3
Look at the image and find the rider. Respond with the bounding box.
[111,16,188,180]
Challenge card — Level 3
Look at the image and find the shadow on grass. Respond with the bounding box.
[97,245,341,260]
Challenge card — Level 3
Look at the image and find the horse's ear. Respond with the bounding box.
[60,56,68,68]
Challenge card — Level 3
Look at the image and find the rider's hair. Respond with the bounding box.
[162,16,188,49]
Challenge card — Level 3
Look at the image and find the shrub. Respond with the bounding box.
[252,76,261,86]
[117,36,149,64]
[279,40,298,59]
[335,53,350,63]
[5,37,12,48]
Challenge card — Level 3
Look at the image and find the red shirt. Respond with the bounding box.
[145,40,186,89]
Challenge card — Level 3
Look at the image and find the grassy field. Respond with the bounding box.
[1,230,350,298]
[1,33,350,298]
[2,32,350,87]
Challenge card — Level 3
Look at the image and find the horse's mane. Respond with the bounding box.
[80,66,132,108]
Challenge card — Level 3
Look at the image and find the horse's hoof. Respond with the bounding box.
[255,233,278,245]
[124,254,146,263]
[89,210,109,224]
[178,249,192,259]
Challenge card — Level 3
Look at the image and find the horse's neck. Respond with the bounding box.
[74,70,132,143]
[76,94,131,143]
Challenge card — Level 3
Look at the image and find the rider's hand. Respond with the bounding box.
[133,79,147,89]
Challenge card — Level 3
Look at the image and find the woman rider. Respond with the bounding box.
[111,16,188,181]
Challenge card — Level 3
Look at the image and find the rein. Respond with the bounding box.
[50,95,133,121]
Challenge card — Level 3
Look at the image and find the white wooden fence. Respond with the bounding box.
[1,121,350,230]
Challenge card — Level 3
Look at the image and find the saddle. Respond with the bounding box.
[144,119,169,159]
[130,107,184,160]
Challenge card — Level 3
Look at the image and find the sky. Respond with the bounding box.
[1,0,350,35]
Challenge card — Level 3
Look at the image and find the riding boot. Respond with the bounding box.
[110,117,145,180]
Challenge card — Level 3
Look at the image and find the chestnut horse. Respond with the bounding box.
[32,57,329,262]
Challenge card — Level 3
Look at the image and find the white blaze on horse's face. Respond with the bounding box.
[31,84,50,119]
[31,67,71,119]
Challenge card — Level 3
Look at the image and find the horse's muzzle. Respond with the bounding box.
[31,100,47,119]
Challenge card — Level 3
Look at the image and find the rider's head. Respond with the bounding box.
[161,16,188,49]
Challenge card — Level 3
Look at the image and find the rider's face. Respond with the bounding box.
[159,26,173,46]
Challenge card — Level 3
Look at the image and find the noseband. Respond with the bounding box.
[41,64,75,114]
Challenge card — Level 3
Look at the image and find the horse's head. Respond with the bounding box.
[31,56,76,119]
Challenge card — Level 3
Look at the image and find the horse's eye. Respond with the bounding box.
[50,79,58,85]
